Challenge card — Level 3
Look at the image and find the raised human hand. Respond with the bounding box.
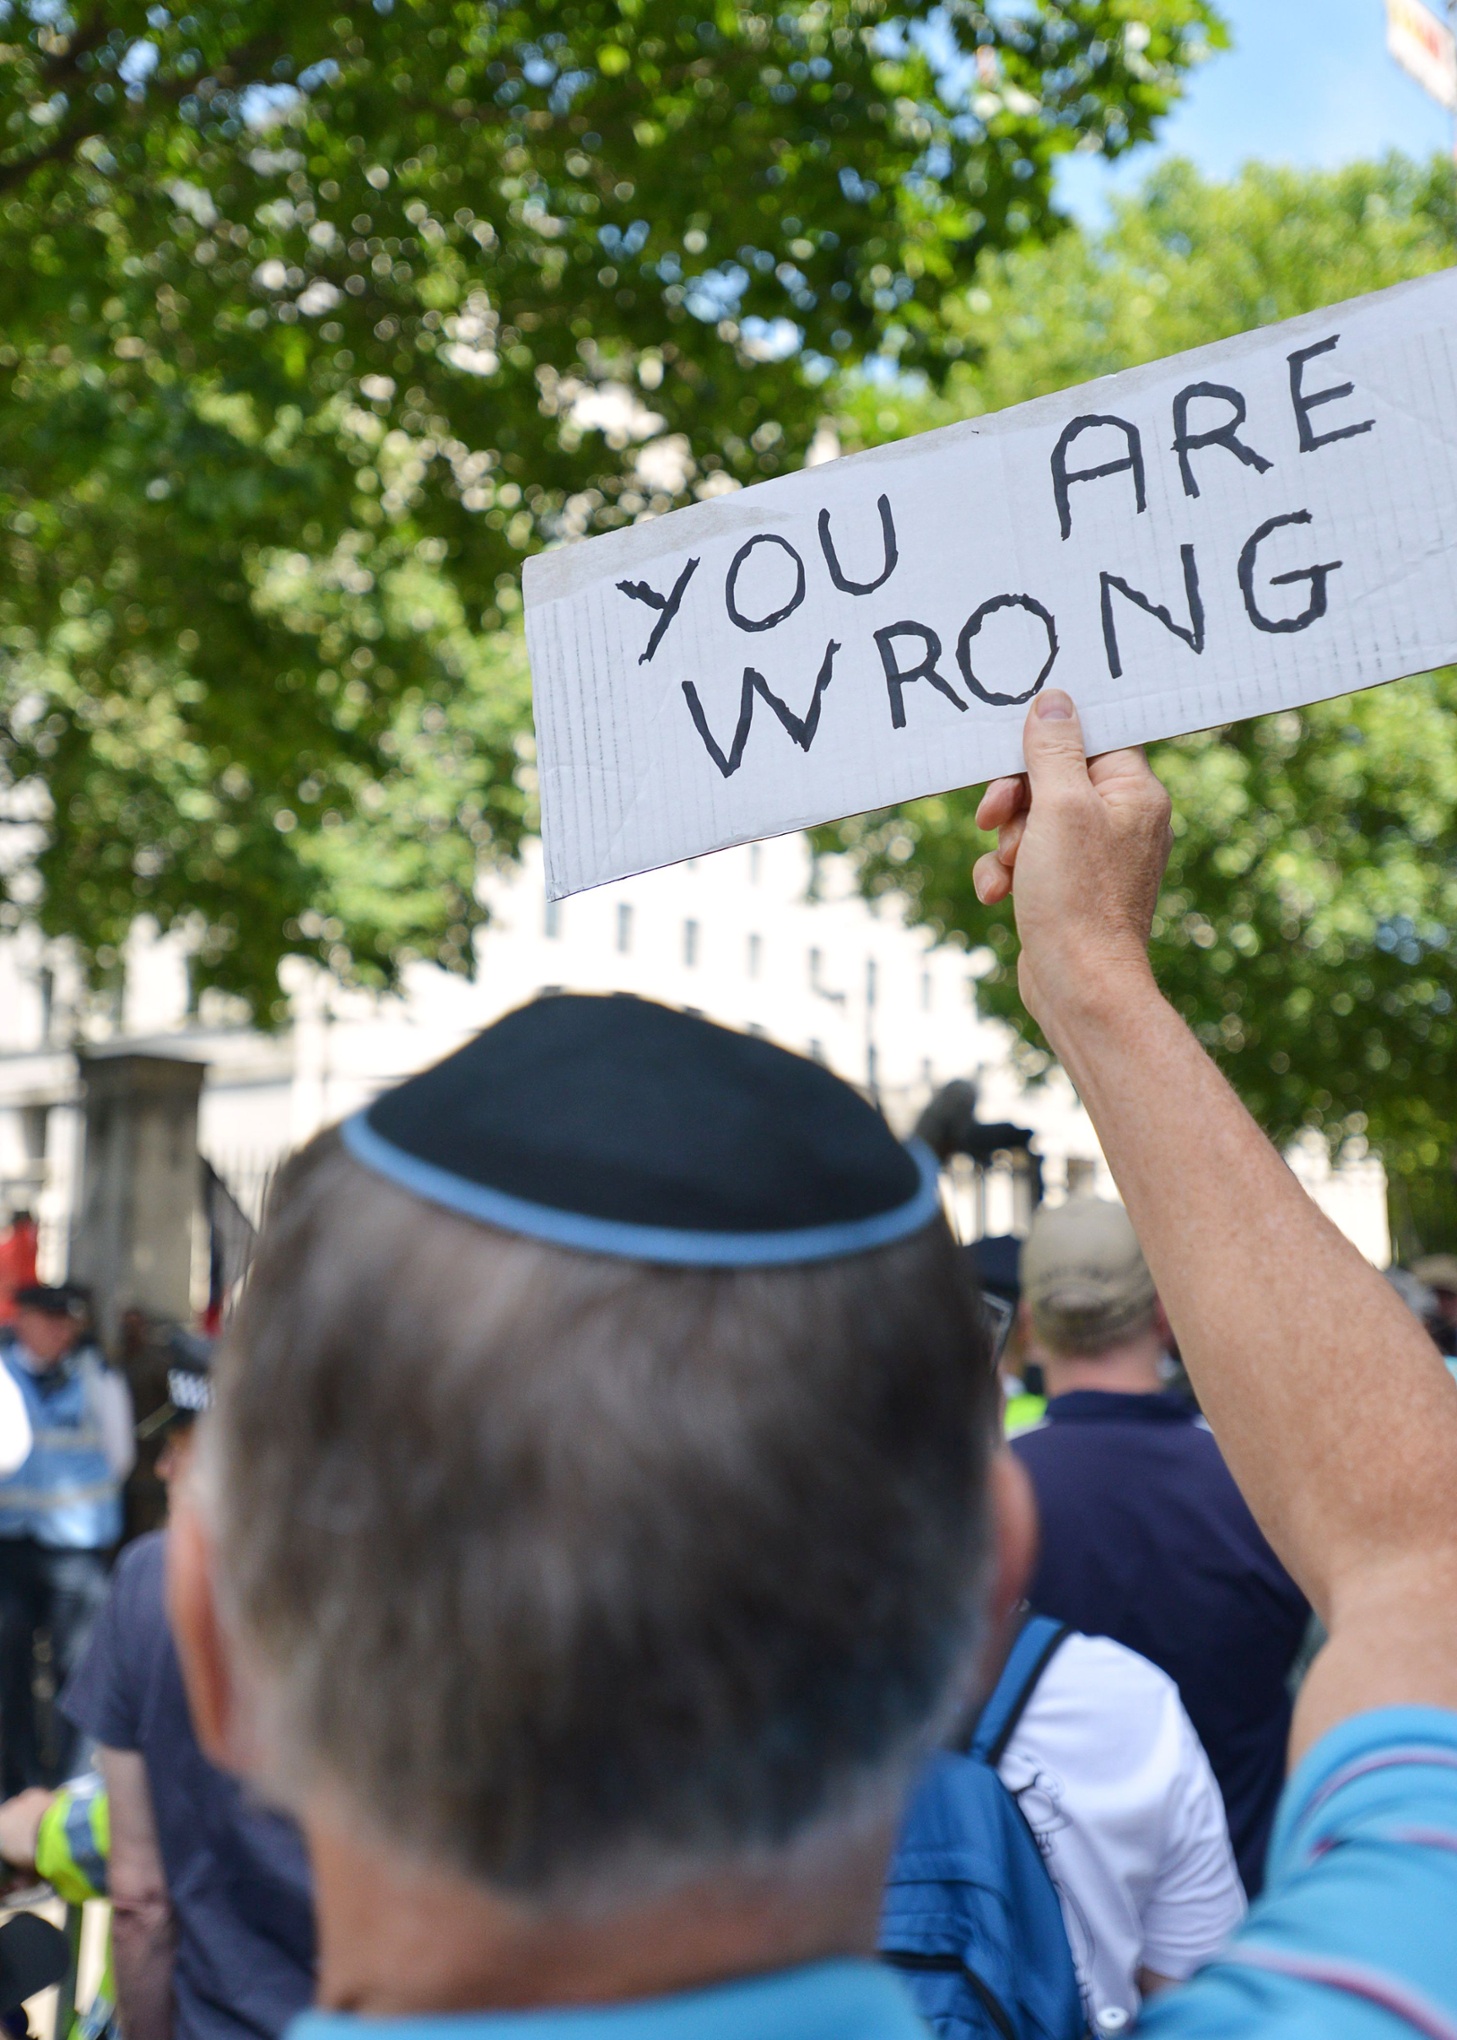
[971,690,1172,1031]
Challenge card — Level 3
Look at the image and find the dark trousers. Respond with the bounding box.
[0,1539,111,1793]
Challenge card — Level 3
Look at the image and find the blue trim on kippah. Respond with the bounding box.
[340,1112,943,1268]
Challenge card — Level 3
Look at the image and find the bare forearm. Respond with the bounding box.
[1044,971,1457,1619]
[99,1747,174,2040]
[112,1903,175,2040]
[977,689,1457,1750]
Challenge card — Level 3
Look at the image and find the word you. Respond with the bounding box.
[617,334,1369,779]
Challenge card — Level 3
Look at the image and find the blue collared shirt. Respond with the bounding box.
[288,1706,1457,2040]
[1142,1705,1457,2036]
[291,1961,925,2040]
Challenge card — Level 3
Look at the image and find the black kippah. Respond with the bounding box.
[341,993,939,1267]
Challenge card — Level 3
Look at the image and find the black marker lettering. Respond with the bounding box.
[616,556,700,664]
[1288,335,1375,453]
[1171,382,1272,500]
[1238,511,1343,634]
[955,594,1058,706]
[874,622,967,730]
[1100,546,1205,680]
[681,639,840,779]
[1051,414,1146,541]
[725,533,807,632]
[818,493,898,595]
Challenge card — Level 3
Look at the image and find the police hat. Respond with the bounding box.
[137,1330,215,1442]
[967,1234,1022,1307]
[12,1281,89,1319]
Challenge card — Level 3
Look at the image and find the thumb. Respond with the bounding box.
[1021,688,1089,792]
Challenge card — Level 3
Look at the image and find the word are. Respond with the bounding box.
[616,333,1370,780]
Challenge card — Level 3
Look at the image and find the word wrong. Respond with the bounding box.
[525,268,1457,898]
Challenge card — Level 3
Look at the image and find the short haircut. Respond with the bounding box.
[208,1129,995,1902]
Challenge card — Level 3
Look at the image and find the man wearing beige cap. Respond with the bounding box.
[1012,1198,1308,1898]
[1411,1253,1457,1356]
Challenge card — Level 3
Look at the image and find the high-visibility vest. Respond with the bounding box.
[0,1342,123,1549]
[35,1772,117,2040]
[1004,1392,1047,1438]
[36,1772,108,1903]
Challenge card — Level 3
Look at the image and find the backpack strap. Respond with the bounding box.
[964,1611,1073,1767]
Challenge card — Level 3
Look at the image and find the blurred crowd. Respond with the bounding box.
[0,710,1449,2040]
[0,1145,1446,2040]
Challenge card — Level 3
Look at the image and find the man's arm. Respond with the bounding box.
[100,1745,175,2040]
[0,1789,52,1883]
[974,689,1457,1758]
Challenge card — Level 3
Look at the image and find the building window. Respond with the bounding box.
[747,932,762,979]
[809,946,822,990]
[809,1039,825,1064]
[544,899,561,939]
[749,842,762,884]
[866,956,878,1010]
[920,969,932,1012]
[683,919,699,968]
[921,1057,934,1087]
[616,902,633,955]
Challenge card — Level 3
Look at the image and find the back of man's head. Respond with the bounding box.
[1022,1197,1156,1357]
[205,996,995,1907]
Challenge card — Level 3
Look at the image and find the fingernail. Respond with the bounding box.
[1035,689,1073,720]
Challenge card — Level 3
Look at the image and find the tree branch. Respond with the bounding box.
[0,32,284,199]
[0,116,106,198]
[41,8,114,90]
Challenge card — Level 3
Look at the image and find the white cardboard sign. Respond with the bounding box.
[525,268,1457,900]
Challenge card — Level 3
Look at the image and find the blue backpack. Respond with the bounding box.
[881,1613,1085,2040]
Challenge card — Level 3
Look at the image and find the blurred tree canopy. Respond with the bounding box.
[829,156,1457,1248]
[0,0,1221,1016]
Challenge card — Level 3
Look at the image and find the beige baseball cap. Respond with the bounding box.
[1412,1254,1457,1296]
[1022,1197,1157,1354]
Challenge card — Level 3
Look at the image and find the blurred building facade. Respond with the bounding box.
[0,831,1390,1308]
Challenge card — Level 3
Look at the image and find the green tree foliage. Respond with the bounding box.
[0,0,1220,1015]
[831,156,1457,1247]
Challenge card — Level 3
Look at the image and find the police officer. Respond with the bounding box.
[0,1284,133,1792]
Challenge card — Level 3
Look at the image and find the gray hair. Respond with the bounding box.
[208,1129,995,1903]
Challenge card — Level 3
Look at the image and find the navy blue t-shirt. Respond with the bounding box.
[1012,1390,1309,1896]
[62,1532,315,2040]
